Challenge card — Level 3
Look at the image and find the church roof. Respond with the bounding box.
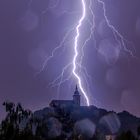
[74,85,80,95]
[49,85,80,108]
[50,100,74,104]
[50,100,74,107]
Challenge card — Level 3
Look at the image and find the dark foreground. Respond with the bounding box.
[0,101,140,140]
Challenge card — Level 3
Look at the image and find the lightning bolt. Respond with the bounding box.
[72,0,90,106]
[97,0,136,58]
[27,0,138,107]
[36,27,74,75]
[79,0,96,66]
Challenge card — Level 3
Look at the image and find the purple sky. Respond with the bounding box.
[0,0,140,120]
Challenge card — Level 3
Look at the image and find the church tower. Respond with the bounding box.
[73,85,80,106]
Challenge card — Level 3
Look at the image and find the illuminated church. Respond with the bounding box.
[49,85,81,108]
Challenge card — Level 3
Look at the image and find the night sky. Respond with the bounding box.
[0,0,140,120]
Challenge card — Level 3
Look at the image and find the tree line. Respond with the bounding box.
[0,101,140,140]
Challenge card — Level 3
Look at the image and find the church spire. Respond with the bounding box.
[74,85,79,95]
[76,85,78,91]
[73,85,80,106]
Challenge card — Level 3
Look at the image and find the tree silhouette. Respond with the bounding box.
[137,126,140,140]
[116,130,136,140]
[0,101,36,140]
